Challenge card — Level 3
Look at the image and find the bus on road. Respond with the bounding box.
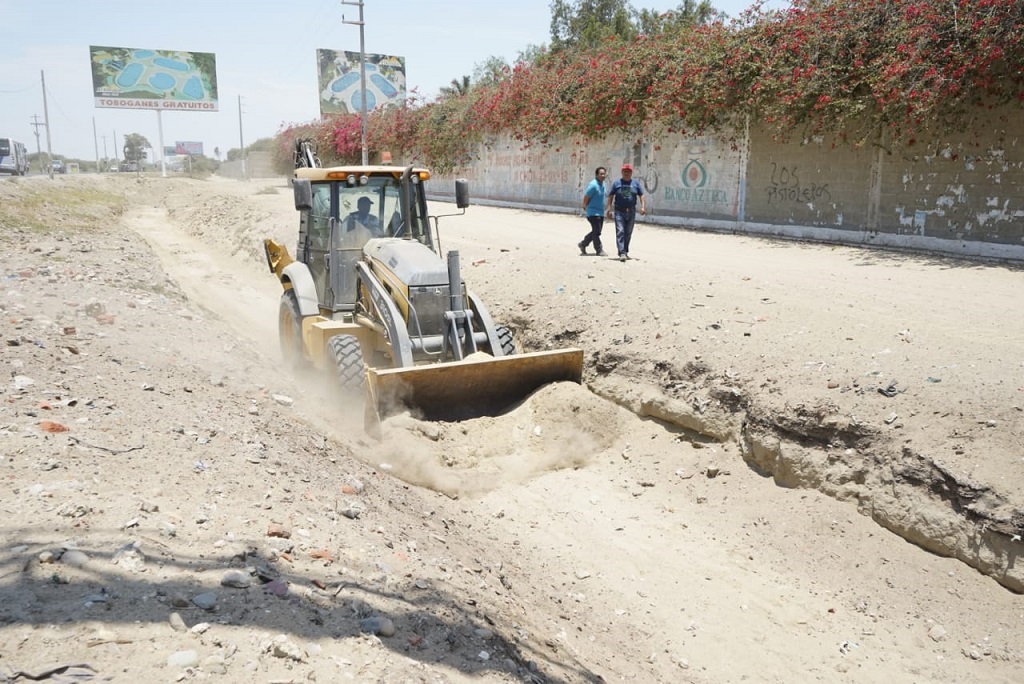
[0,138,30,175]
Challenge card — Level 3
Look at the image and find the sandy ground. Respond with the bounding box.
[1,172,1023,683]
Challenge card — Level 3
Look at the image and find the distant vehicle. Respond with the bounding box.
[0,137,30,175]
[51,159,66,174]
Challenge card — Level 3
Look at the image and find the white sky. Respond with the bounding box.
[0,0,786,162]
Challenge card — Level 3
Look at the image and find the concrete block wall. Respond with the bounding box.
[744,132,873,230]
[217,151,277,180]
[430,106,1024,261]
[878,128,1024,248]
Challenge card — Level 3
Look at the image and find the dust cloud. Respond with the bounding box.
[361,382,628,498]
[268,367,623,499]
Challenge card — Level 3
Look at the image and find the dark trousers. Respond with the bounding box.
[614,209,636,256]
[581,215,604,253]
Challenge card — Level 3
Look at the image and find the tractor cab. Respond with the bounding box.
[292,165,439,316]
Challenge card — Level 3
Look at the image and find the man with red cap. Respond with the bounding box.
[605,163,646,261]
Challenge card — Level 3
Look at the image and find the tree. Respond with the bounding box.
[473,56,511,88]
[635,1,723,35]
[550,1,724,50]
[248,137,276,152]
[516,43,549,68]
[549,0,636,51]
[439,75,471,99]
[213,146,221,160]
[122,133,151,164]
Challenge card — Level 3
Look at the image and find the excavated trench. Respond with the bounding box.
[565,346,1024,594]
[148,181,1024,596]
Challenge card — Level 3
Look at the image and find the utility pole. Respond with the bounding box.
[101,135,108,166]
[237,94,247,181]
[341,0,368,165]
[29,115,44,174]
[41,71,53,178]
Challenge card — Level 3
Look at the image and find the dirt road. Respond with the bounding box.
[1,173,1022,683]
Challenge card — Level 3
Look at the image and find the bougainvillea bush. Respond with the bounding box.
[274,0,1024,171]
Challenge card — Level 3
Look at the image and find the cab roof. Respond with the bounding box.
[294,165,431,181]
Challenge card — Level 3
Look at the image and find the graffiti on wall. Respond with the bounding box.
[665,157,729,204]
[661,139,737,215]
[765,163,832,205]
[453,145,581,203]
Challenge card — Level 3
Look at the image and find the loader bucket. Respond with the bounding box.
[366,348,584,423]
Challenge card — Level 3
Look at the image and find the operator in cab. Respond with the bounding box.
[345,197,383,236]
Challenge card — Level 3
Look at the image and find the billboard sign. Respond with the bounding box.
[90,46,218,111]
[175,141,204,155]
[317,50,405,116]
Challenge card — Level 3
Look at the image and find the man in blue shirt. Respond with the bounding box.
[606,163,646,261]
[578,166,608,256]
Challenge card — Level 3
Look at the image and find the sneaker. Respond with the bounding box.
[625,253,631,260]
[618,254,627,262]
[596,250,608,257]
[578,241,587,255]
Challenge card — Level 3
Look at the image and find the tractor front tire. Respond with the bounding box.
[495,325,517,356]
[328,334,366,396]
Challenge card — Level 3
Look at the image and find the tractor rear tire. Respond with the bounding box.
[328,334,366,395]
[279,290,306,369]
[495,325,517,356]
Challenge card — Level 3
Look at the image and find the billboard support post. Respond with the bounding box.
[92,118,100,173]
[156,109,166,177]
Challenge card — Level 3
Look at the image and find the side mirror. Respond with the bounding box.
[293,178,312,211]
[455,179,470,209]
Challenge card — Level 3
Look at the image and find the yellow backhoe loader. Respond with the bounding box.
[264,142,583,425]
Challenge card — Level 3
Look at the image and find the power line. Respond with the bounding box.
[42,83,82,127]
[304,0,342,50]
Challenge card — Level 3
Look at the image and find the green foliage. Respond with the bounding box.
[516,44,548,66]
[122,133,151,163]
[473,56,511,88]
[247,137,277,152]
[224,137,279,167]
[439,75,472,99]
[188,155,220,177]
[550,0,636,50]
[272,0,1024,170]
[635,1,723,34]
[723,0,1024,145]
